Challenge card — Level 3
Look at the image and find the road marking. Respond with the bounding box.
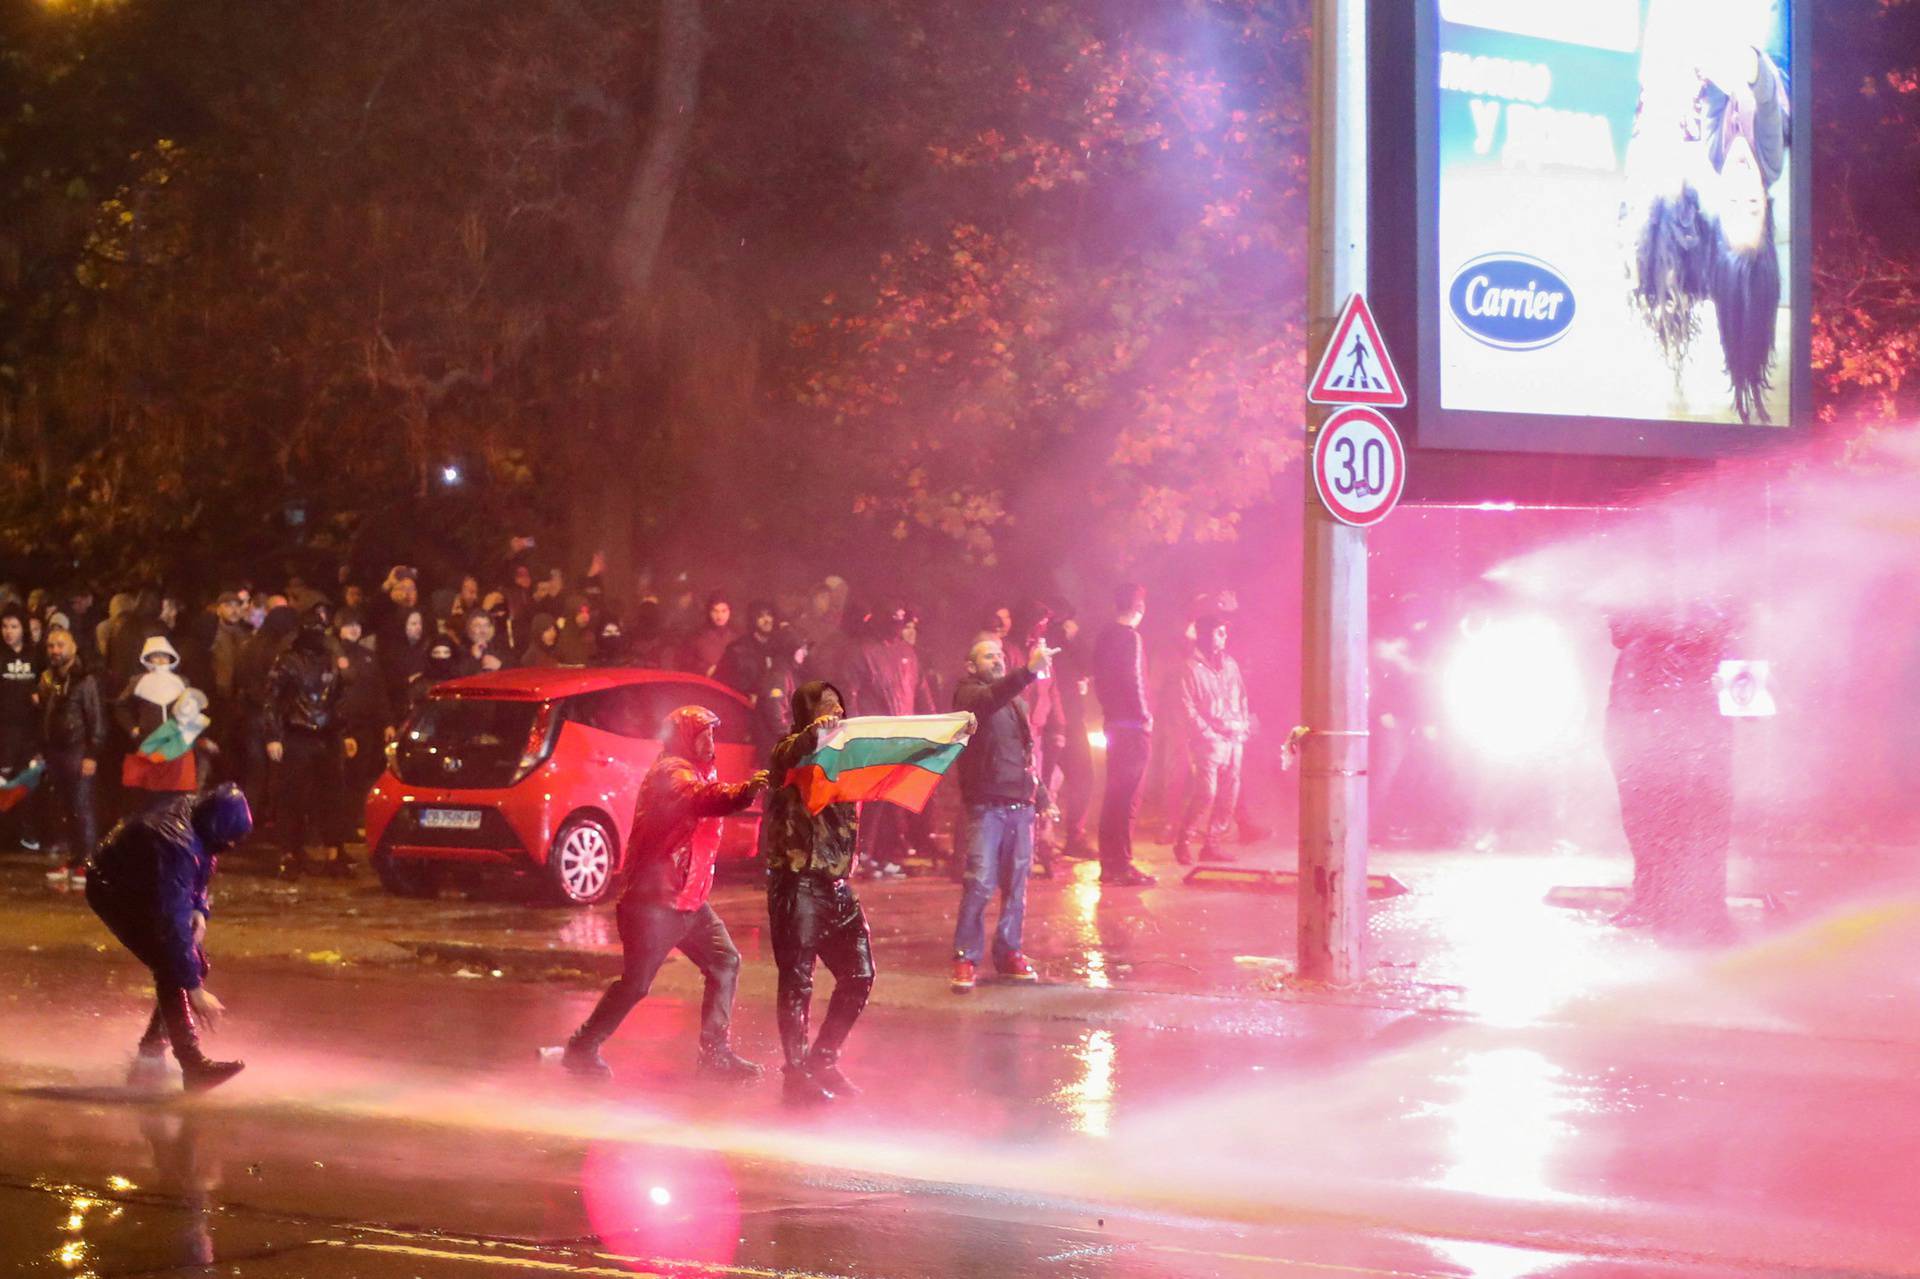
[328,1238,850,1279]
[1152,1243,1438,1277]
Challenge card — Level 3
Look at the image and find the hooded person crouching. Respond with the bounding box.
[762,680,871,1105]
[553,707,769,1083]
[86,783,253,1092]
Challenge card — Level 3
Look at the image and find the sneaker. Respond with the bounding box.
[950,958,976,993]
[997,954,1038,982]
[1100,866,1157,887]
[44,867,70,889]
[695,1046,765,1084]
[19,838,40,853]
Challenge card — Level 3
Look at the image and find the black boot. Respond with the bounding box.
[807,1048,859,1098]
[695,1044,764,1084]
[782,1064,836,1107]
[158,990,244,1093]
[560,1032,614,1082]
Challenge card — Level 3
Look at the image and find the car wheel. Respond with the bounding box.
[373,850,441,899]
[548,815,618,906]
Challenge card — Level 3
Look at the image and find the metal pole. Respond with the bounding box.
[1298,0,1369,985]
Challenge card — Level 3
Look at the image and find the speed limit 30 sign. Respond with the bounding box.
[1311,406,1405,527]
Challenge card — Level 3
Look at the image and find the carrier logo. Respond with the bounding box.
[1447,254,1576,350]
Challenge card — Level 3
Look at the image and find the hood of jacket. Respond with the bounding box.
[140,635,181,668]
[789,680,845,731]
[190,783,254,851]
[663,704,720,767]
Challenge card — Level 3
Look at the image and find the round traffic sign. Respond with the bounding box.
[1311,406,1406,527]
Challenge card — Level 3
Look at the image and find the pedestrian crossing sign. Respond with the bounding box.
[1307,293,1406,408]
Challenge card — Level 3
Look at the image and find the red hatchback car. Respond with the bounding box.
[366,668,764,905]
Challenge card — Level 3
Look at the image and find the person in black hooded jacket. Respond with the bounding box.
[263,607,350,878]
[234,604,298,819]
[86,783,252,1092]
[762,679,870,1105]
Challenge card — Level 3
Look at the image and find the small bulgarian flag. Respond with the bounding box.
[787,713,974,814]
[138,716,204,763]
[0,760,43,813]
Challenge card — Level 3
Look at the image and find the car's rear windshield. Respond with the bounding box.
[393,697,540,789]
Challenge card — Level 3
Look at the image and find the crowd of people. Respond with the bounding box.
[74,572,1251,1098]
[29,547,1266,1104]
[0,548,1266,900]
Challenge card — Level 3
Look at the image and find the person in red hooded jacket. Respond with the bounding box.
[551,706,769,1083]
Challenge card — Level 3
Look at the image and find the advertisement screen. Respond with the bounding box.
[1433,0,1795,434]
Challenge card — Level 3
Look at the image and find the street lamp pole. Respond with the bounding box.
[1298,0,1370,985]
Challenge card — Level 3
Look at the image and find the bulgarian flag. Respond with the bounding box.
[138,717,203,763]
[0,760,43,813]
[787,713,974,814]
[123,715,206,793]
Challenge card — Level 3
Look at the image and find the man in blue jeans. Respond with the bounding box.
[950,632,1056,991]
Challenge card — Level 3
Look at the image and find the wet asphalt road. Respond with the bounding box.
[8,913,1920,1279]
[7,841,1920,1277]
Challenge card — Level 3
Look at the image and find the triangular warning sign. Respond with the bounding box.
[1307,293,1406,408]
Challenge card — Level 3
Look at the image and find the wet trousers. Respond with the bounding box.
[1097,726,1151,873]
[768,872,874,1069]
[1176,740,1243,852]
[571,900,740,1053]
[87,892,215,1067]
[953,801,1033,966]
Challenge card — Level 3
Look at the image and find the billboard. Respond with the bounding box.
[1382,0,1810,463]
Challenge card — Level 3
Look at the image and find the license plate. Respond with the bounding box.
[418,808,483,831]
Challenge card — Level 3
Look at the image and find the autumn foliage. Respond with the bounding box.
[0,0,1917,586]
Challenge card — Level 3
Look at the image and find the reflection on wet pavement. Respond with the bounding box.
[1059,1028,1117,1138]
[1432,1047,1572,1202]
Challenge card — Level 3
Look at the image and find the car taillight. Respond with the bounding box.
[511,703,559,784]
